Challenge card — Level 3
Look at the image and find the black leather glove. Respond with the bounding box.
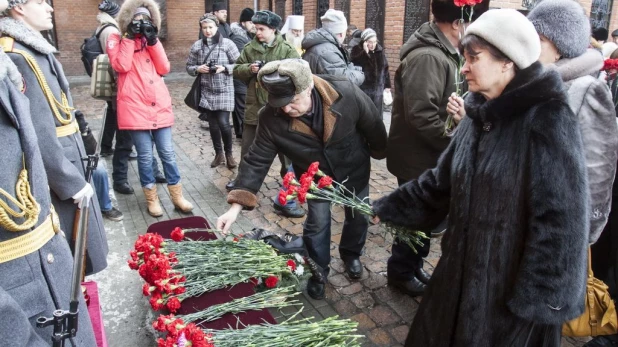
[127,20,141,39]
[142,22,159,46]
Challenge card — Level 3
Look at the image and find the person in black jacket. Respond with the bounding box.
[217,59,387,300]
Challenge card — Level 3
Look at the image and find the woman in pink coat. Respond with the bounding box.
[107,0,193,217]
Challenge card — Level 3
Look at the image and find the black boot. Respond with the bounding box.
[307,278,325,300]
[414,267,432,284]
[343,257,363,279]
[387,276,427,297]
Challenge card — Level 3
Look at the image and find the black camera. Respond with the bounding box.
[207,60,217,74]
[130,19,156,35]
[254,60,265,70]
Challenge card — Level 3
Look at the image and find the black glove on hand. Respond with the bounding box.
[127,20,141,39]
[142,22,159,46]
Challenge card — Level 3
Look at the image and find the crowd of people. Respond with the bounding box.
[1,0,618,345]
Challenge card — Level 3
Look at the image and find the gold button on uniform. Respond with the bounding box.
[47,253,54,264]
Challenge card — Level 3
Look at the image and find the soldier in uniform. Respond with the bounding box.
[0,1,96,344]
[0,0,108,275]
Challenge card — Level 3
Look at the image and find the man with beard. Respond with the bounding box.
[212,2,231,39]
[282,15,304,55]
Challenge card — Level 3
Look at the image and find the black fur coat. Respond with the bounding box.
[373,63,589,346]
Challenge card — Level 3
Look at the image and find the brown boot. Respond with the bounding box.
[168,183,193,213]
[226,154,237,169]
[211,153,225,167]
[142,186,163,217]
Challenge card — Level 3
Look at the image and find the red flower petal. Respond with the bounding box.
[170,227,185,242]
[265,276,279,288]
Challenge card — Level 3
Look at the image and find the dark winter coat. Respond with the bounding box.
[186,32,239,112]
[373,63,589,346]
[386,21,460,181]
[228,75,386,208]
[553,49,618,243]
[0,17,108,275]
[233,33,299,125]
[302,28,365,86]
[350,42,391,112]
[0,51,96,346]
[229,22,254,94]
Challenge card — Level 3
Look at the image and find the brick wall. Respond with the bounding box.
[230,0,256,24]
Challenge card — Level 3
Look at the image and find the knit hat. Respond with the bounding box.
[320,9,347,34]
[258,59,313,107]
[212,2,226,12]
[98,0,120,17]
[466,9,541,69]
[593,27,609,41]
[527,0,590,59]
[252,10,281,29]
[200,13,219,26]
[239,8,254,23]
[133,6,151,18]
[361,28,377,42]
[4,0,27,13]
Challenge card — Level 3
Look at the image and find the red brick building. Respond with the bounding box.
[51,0,618,79]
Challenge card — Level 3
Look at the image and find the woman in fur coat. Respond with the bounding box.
[374,10,589,346]
[108,0,193,217]
[186,13,240,169]
[350,28,390,116]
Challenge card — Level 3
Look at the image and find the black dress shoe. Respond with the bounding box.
[113,182,134,195]
[414,267,431,284]
[307,278,325,300]
[388,276,427,297]
[273,203,306,218]
[155,173,167,184]
[343,257,363,279]
[225,180,235,192]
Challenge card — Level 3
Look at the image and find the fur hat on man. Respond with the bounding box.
[239,8,254,23]
[99,0,120,17]
[593,27,609,41]
[361,28,377,42]
[320,9,347,34]
[466,9,541,69]
[258,59,313,107]
[200,13,219,26]
[252,10,281,29]
[527,0,590,59]
[212,2,226,12]
[2,0,26,15]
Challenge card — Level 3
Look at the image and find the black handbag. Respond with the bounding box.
[184,42,219,112]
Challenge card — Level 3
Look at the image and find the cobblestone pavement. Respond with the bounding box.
[72,76,589,347]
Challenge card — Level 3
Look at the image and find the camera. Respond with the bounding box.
[130,19,156,35]
[254,60,265,70]
[207,60,217,74]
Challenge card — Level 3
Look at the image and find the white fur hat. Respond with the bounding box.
[320,9,347,35]
[602,42,618,59]
[466,9,541,69]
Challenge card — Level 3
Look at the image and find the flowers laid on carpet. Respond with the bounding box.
[280,162,429,252]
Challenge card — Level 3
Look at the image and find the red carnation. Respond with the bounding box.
[130,250,139,261]
[170,227,185,242]
[153,314,175,332]
[128,259,139,270]
[173,286,186,295]
[156,337,176,347]
[277,190,288,206]
[265,275,279,288]
[317,176,333,189]
[149,291,164,311]
[307,162,320,177]
[142,283,153,296]
[286,259,297,271]
[297,186,309,203]
[166,296,182,313]
[283,172,298,188]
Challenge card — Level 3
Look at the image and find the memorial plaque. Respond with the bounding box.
[293,0,303,15]
[275,0,286,20]
[335,0,351,23]
[403,0,430,43]
[317,0,330,28]
[365,0,385,43]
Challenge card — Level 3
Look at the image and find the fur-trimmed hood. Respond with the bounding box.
[117,0,161,36]
[0,17,56,54]
[553,48,604,84]
[0,50,22,90]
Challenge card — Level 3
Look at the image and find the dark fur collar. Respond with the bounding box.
[466,62,567,124]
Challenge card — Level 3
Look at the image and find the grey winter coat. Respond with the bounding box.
[0,18,108,275]
[374,63,589,346]
[229,22,253,94]
[187,32,239,112]
[386,21,459,181]
[302,28,365,86]
[553,49,618,244]
[0,51,96,346]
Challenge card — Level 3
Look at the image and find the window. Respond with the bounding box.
[591,0,614,30]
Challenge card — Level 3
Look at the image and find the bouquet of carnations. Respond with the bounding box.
[279,162,428,252]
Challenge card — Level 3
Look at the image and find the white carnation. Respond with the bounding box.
[294,265,304,276]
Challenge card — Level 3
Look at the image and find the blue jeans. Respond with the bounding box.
[303,185,369,276]
[92,163,112,212]
[130,127,181,188]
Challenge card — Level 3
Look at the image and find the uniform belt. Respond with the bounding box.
[0,213,58,264]
[56,121,79,138]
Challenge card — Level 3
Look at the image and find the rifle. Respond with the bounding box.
[36,106,107,347]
